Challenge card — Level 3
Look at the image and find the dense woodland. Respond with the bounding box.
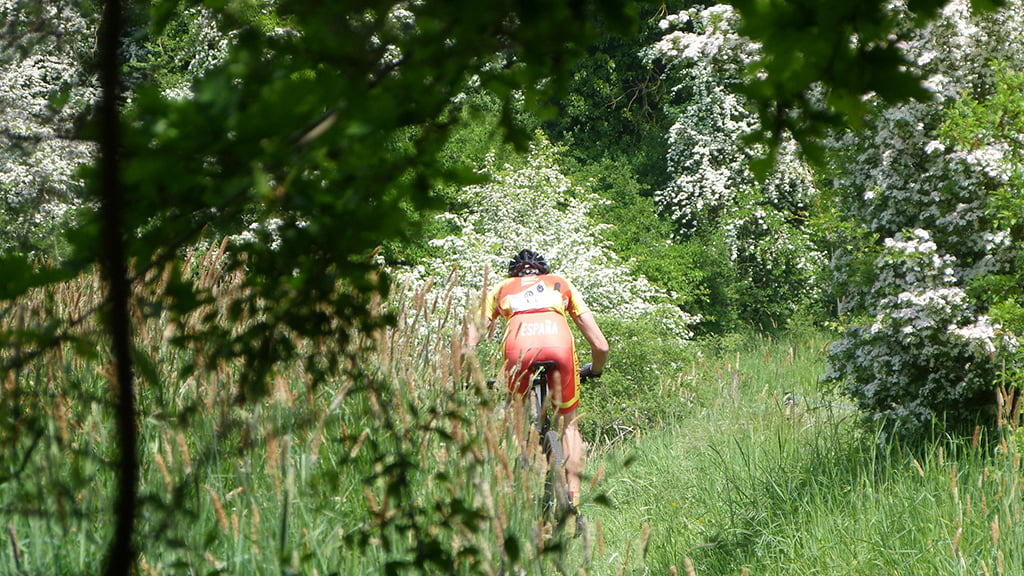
[2,0,1023,574]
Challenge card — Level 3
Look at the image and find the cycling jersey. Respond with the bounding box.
[484,274,591,413]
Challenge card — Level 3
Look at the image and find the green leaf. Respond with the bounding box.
[504,535,520,562]
[132,345,163,392]
[971,0,1007,10]
[0,255,35,300]
[150,0,183,35]
[68,335,102,361]
[0,256,80,301]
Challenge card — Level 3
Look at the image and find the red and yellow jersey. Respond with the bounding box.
[484,273,591,413]
[485,274,591,322]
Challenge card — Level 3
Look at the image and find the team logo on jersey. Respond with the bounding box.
[508,281,562,313]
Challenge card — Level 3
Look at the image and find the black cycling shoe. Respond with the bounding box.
[568,502,585,538]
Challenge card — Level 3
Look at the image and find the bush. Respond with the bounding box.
[580,315,699,447]
[825,230,1007,441]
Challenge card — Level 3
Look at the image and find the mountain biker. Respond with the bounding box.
[467,249,609,524]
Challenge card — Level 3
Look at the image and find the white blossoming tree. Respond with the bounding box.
[826,230,1005,434]
[0,1,233,257]
[403,134,699,339]
[0,0,97,255]
[645,5,827,329]
[941,60,1024,393]
[825,0,1024,438]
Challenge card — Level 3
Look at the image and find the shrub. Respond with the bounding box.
[824,1,1024,441]
[644,5,828,330]
[581,315,699,448]
[826,229,1010,441]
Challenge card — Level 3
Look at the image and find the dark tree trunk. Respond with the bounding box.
[97,1,138,574]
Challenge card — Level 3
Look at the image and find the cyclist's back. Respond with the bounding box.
[486,271,586,411]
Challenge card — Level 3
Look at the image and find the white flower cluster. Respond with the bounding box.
[830,95,1000,283]
[645,5,758,67]
[649,4,816,238]
[701,0,1024,433]
[393,135,699,340]
[870,228,1017,354]
[368,2,422,71]
[656,80,757,236]
[872,229,957,293]
[1,0,252,254]
[230,217,286,251]
[828,223,1015,434]
[955,143,1013,182]
[826,0,1024,434]
[829,1,1023,288]
[1,0,98,254]
[645,5,825,321]
[159,6,233,100]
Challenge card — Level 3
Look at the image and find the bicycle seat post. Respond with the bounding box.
[530,361,559,432]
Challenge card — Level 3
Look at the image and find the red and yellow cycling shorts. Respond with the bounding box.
[502,311,580,413]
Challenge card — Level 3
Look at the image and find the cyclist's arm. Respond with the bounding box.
[572,311,608,374]
[468,283,502,349]
[467,320,482,348]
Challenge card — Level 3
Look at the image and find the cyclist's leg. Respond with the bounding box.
[558,409,584,505]
[503,340,544,413]
[546,348,582,507]
[502,347,540,463]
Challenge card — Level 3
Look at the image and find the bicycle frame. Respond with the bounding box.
[529,361,557,438]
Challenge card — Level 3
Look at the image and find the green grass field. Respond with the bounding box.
[586,331,1024,576]
[2,270,1022,575]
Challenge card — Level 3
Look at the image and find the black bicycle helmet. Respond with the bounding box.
[508,249,549,277]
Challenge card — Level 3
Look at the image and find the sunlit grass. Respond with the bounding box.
[587,331,1024,576]
[2,261,1022,575]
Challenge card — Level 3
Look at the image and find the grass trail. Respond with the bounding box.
[585,331,1024,576]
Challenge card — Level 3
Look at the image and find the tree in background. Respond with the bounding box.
[942,61,1024,396]
[542,1,687,190]
[0,0,97,255]
[407,134,699,339]
[824,0,1023,439]
[723,0,1007,157]
[0,1,237,258]
[644,5,827,330]
[4,0,1022,570]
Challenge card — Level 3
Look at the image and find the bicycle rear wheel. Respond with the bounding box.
[542,429,569,514]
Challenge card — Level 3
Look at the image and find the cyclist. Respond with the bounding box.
[467,249,608,524]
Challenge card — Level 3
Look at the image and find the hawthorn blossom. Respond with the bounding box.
[826,0,1024,436]
[0,0,97,254]
[646,4,825,326]
[395,135,699,340]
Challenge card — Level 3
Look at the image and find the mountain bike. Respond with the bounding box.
[492,360,590,537]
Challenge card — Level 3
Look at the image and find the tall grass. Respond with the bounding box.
[2,257,1021,575]
[587,331,1024,576]
[1,255,596,574]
